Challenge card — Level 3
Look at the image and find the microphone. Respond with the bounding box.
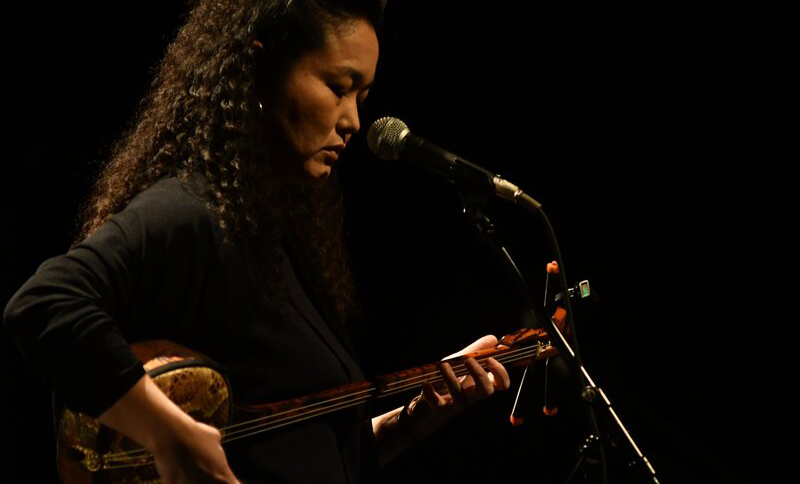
[367,117,541,209]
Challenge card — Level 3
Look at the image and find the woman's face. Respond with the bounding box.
[266,18,379,183]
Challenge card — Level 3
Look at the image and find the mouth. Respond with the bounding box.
[322,144,345,165]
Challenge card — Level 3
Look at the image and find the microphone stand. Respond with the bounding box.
[453,180,659,484]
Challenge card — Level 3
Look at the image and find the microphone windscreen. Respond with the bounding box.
[367,116,408,160]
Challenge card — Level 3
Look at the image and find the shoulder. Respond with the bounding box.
[111,176,218,245]
[126,176,212,225]
[76,175,223,264]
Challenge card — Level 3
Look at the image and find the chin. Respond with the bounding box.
[303,160,333,180]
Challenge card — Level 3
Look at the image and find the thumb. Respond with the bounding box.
[444,334,498,360]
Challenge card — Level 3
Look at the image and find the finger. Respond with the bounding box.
[439,362,466,409]
[444,334,498,359]
[463,334,498,352]
[485,357,511,391]
[421,382,448,407]
[464,357,494,398]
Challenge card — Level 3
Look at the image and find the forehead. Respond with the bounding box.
[305,18,379,81]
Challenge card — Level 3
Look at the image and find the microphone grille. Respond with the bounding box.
[367,116,409,160]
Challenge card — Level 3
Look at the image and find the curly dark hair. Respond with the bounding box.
[76,0,384,326]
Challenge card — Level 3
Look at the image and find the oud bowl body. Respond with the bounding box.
[56,341,231,484]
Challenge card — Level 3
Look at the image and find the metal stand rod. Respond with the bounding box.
[457,186,658,483]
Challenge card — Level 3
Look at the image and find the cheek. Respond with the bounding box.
[280,94,335,154]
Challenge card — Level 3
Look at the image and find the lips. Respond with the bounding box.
[322,144,345,164]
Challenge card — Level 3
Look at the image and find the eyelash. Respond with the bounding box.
[330,85,348,99]
[330,84,369,107]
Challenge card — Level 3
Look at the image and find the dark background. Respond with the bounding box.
[2,2,791,483]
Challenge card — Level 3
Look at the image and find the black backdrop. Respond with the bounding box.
[2,2,791,483]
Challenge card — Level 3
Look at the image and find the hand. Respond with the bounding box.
[99,376,239,484]
[421,334,511,415]
[372,335,511,464]
[151,418,240,484]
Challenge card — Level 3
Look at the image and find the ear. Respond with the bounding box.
[251,39,266,64]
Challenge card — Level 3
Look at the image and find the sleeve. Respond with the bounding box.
[3,180,215,417]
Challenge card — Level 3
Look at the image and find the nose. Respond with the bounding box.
[337,97,361,142]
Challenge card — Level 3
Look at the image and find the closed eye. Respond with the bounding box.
[329,84,347,99]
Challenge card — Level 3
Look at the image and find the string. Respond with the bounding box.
[221,345,546,443]
[99,343,550,468]
[377,345,544,397]
[223,387,375,432]
[101,343,546,468]
[101,343,546,466]
[100,387,377,466]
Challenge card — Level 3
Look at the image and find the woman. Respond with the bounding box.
[4,1,509,482]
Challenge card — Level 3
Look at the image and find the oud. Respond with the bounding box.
[57,328,555,483]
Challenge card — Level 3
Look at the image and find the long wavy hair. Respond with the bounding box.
[75,0,384,326]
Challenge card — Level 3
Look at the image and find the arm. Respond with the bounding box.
[371,335,511,467]
[4,179,237,482]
